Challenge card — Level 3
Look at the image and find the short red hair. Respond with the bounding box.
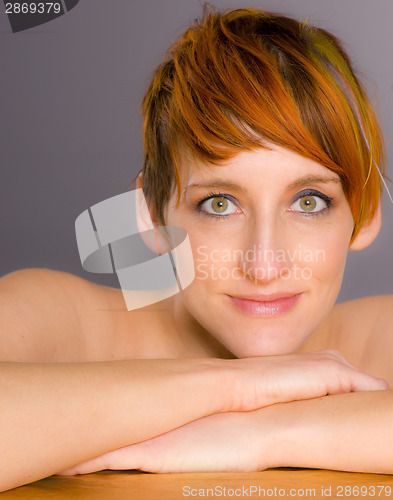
[140,5,386,239]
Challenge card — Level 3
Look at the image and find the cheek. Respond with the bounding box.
[190,236,233,284]
[303,223,352,286]
[163,206,228,287]
[172,218,234,268]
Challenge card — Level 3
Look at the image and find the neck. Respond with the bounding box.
[168,294,235,359]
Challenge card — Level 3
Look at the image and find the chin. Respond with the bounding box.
[233,342,301,358]
[214,322,309,358]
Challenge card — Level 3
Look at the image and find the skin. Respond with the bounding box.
[0,144,390,490]
[57,143,393,477]
[40,142,381,366]
[151,143,364,358]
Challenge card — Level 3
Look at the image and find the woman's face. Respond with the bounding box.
[163,144,355,357]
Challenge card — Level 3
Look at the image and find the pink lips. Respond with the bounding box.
[227,292,302,318]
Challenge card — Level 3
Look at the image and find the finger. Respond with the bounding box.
[324,368,389,395]
[56,455,107,476]
[349,372,389,392]
[303,350,388,391]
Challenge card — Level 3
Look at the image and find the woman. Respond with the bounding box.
[0,5,392,492]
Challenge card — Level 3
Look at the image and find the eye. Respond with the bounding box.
[289,190,332,214]
[198,195,240,217]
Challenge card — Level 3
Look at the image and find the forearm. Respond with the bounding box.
[267,390,393,474]
[0,358,225,491]
[53,365,390,477]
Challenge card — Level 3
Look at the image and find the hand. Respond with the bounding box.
[57,409,274,475]
[223,349,388,412]
[57,350,389,476]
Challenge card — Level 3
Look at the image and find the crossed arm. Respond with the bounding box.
[58,295,393,478]
[0,269,391,493]
[59,388,393,476]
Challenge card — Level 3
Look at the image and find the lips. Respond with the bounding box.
[228,291,300,302]
[226,292,302,317]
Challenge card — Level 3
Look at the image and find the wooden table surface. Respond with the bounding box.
[1,469,393,499]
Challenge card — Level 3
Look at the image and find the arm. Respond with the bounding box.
[0,269,386,490]
[7,353,385,490]
[0,269,228,491]
[268,389,393,474]
[0,358,226,491]
[61,389,393,475]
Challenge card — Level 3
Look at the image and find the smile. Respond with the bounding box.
[226,292,303,318]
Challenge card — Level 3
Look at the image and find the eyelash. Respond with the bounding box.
[291,189,334,217]
[195,191,238,219]
[195,189,334,219]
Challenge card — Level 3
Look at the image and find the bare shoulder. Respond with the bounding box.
[326,295,393,381]
[0,268,124,362]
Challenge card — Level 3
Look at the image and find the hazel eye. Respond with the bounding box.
[200,196,239,216]
[290,194,328,214]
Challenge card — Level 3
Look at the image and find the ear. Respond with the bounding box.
[349,203,382,251]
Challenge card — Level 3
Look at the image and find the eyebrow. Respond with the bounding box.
[182,182,247,196]
[287,175,341,190]
[183,176,341,196]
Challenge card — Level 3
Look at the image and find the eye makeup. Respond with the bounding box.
[195,191,241,219]
[194,187,335,219]
[289,189,334,217]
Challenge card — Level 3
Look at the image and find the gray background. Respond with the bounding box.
[1,0,392,302]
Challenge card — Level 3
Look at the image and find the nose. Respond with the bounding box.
[236,215,291,284]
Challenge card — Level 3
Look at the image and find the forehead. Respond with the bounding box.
[179,144,341,194]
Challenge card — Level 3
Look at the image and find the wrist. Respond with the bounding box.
[201,357,250,414]
[170,357,233,415]
[260,397,326,469]
[252,401,303,470]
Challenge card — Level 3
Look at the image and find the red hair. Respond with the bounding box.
[140,5,386,239]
